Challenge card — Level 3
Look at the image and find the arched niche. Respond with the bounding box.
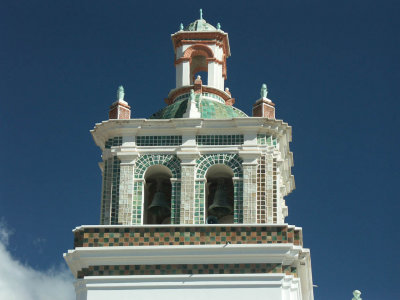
[144,165,172,225]
[183,45,214,85]
[205,164,234,224]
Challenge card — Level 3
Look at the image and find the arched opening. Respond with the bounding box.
[190,56,208,85]
[205,164,234,224]
[144,165,172,224]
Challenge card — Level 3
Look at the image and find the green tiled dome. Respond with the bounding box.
[150,96,248,119]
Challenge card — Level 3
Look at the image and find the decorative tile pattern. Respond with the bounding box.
[100,157,121,225]
[242,165,257,223]
[150,97,248,119]
[77,263,294,278]
[134,155,181,179]
[199,97,248,119]
[118,164,133,225]
[233,180,243,223]
[194,180,205,224]
[273,158,278,223]
[180,166,196,224]
[131,181,143,225]
[173,93,190,103]
[105,137,123,149]
[257,155,276,223]
[196,135,244,145]
[257,134,277,147]
[74,225,303,248]
[195,154,243,179]
[136,136,182,146]
[150,100,188,119]
[201,92,225,103]
[171,181,181,224]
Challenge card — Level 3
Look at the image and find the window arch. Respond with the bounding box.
[195,154,243,224]
[183,45,214,85]
[133,155,181,225]
[143,165,172,224]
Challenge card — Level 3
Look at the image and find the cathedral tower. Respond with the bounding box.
[65,10,314,300]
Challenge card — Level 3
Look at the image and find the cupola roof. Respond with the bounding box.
[183,9,218,32]
[150,95,248,120]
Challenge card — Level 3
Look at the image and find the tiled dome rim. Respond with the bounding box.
[150,98,248,119]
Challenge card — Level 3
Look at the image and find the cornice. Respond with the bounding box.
[171,31,230,57]
[64,243,304,277]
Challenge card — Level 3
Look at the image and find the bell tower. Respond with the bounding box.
[64,11,314,300]
[173,9,229,90]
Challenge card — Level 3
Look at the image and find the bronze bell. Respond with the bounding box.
[148,190,170,218]
[208,179,233,217]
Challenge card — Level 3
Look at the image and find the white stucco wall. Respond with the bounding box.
[77,274,303,300]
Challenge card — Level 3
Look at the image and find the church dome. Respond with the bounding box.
[184,18,217,32]
[150,94,248,119]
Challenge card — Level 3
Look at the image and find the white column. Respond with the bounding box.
[207,61,217,88]
[176,60,191,88]
[176,63,183,87]
[217,63,224,90]
[117,154,137,225]
[181,61,190,86]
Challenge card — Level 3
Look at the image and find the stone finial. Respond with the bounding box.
[200,8,203,20]
[109,85,130,120]
[117,85,125,101]
[261,83,268,99]
[253,83,275,118]
[180,23,184,31]
[352,290,362,300]
[217,22,221,30]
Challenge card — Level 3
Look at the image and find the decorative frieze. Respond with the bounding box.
[74,225,303,248]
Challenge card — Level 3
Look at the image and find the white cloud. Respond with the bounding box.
[0,221,75,300]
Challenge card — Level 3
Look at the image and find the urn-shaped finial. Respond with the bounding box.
[261,83,268,99]
[117,86,125,101]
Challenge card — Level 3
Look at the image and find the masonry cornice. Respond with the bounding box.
[64,243,304,277]
[75,274,300,290]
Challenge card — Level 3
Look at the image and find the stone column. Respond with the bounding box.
[116,136,138,225]
[177,133,199,224]
[181,60,191,86]
[117,154,137,225]
[239,148,261,224]
[180,164,196,224]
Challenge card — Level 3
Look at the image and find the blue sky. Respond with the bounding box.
[0,1,399,299]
